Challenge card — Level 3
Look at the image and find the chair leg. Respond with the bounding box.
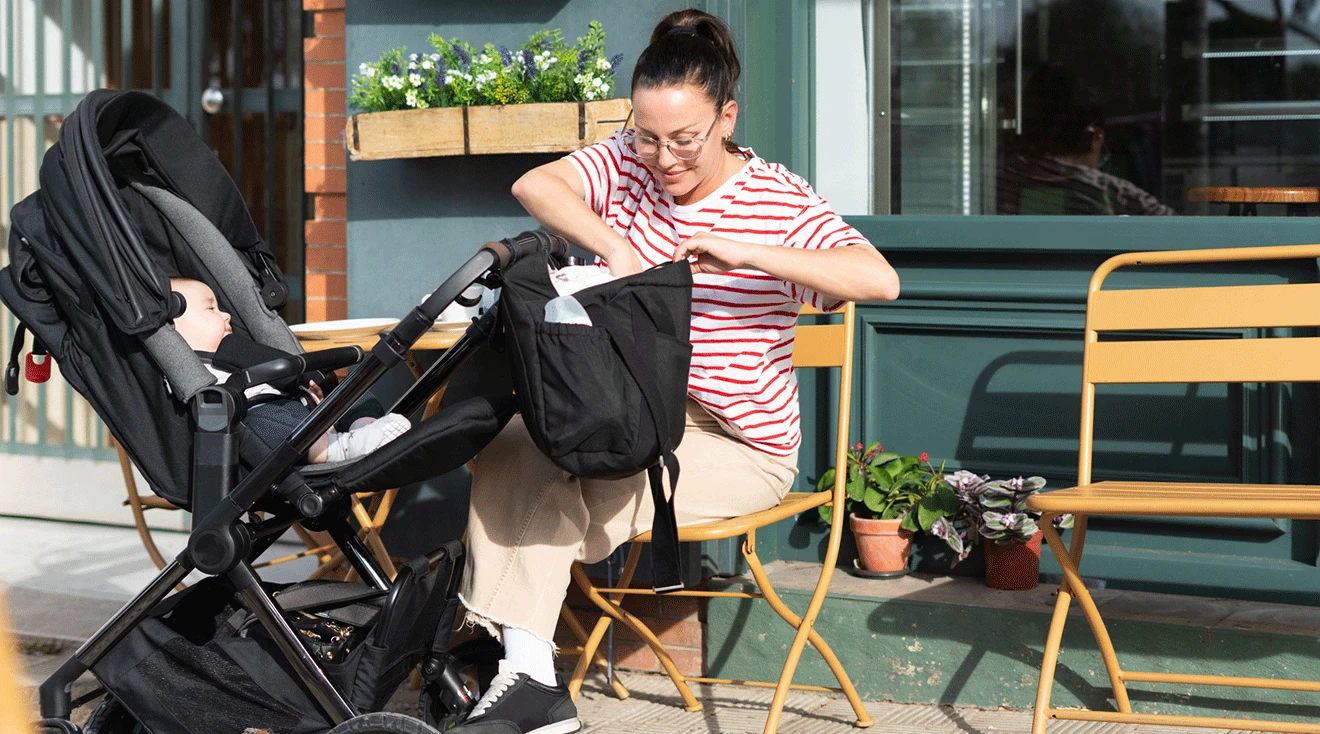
[1031,555,1074,734]
[568,543,640,701]
[561,602,630,700]
[350,494,397,580]
[743,540,872,729]
[569,561,703,712]
[1039,517,1131,714]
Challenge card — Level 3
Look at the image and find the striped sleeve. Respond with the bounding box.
[781,198,869,311]
[565,133,627,218]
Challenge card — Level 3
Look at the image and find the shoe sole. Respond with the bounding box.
[527,719,582,734]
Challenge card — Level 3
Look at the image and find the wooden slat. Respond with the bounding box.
[1186,186,1320,204]
[1090,282,1320,332]
[792,323,848,368]
[631,491,832,543]
[1027,480,1320,518]
[1085,336,1320,384]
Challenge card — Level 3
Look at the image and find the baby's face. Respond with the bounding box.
[171,279,232,352]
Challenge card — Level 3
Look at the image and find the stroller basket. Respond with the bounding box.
[93,543,464,734]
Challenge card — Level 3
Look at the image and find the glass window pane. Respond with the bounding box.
[845,0,1320,216]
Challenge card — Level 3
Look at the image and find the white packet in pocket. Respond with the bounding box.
[544,295,593,326]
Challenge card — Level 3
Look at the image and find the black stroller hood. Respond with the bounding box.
[41,89,270,335]
[0,90,294,508]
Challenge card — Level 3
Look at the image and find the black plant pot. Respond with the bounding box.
[910,533,985,577]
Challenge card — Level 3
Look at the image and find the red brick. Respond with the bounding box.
[305,167,346,194]
[304,37,345,63]
[305,62,346,90]
[303,0,344,10]
[305,90,346,116]
[305,273,348,300]
[305,245,347,272]
[305,115,346,143]
[612,617,704,650]
[312,194,347,220]
[312,10,345,36]
[305,142,346,168]
[305,298,348,323]
[305,220,347,245]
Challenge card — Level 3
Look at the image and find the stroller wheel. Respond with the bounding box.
[81,697,144,734]
[327,712,442,733]
[417,637,503,729]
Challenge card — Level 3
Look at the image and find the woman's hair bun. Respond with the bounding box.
[635,9,741,107]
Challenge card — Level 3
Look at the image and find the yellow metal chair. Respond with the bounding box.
[1027,244,1320,734]
[565,302,873,734]
[0,592,33,733]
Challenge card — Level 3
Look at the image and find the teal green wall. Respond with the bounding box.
[344,0,690,318]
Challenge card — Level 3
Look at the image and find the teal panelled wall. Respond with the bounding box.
[344,0,690,318]
[770,215,1320,605]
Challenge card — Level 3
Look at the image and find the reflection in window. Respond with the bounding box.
[883,0,1320,216]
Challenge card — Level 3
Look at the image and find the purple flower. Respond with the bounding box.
[539,36,553,52]
[499,45,514,67]
[577,48,591,73]
[390,60,403,77]
[522,48,537,80]
[609,53,624,71]
[454,45,471,72]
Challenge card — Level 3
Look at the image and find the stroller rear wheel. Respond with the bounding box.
[81,697,144,734]
[417,637,503,729]
[327,712,442,733]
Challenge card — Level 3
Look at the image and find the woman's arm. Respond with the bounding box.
[672,233,900,303]
[511,160,643,276]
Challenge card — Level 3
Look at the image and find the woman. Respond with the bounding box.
[454,10,899,734]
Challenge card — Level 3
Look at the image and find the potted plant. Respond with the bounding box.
[945,471,1073,590]
[346,22,632,160]
[817,444,964,577]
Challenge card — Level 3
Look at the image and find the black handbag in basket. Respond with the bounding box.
[499,247,693,591]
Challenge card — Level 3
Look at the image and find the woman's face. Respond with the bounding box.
[631,83,738,200]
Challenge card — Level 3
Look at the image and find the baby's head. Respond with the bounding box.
[170,278,232,352]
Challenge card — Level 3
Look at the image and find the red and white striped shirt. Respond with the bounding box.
[566,134,869,456]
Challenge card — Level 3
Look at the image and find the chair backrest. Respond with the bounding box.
[794,303,855,532]
[1078,243,1320,483]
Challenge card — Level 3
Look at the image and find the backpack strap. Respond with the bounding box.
[599,305,685,593]
[5,322,25,396]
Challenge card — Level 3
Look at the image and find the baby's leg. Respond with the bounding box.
[349,417,375,431]
[324,414,410,461]
[307,431,333,464]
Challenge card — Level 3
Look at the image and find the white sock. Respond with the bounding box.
[502,626,558,687]
[325,413,410,462]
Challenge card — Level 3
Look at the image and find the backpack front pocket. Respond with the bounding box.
[534,321,640,460]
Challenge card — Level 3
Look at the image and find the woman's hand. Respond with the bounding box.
[672,233,759,274]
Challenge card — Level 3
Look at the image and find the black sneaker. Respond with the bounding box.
[450,661,581,734]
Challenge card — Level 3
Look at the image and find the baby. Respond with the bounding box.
[169,278,410,464]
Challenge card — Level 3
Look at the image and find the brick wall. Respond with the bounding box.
[558,578,707,678]
[303,0,347,322]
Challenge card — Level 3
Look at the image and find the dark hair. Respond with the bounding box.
[1019,63,1104,156]
[633,9,741,153]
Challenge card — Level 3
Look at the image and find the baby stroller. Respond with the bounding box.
[2,89,568,734]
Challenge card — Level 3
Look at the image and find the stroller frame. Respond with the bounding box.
[35,231,570,732]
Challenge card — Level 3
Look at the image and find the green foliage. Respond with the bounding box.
[816,443,964,558]
[348,22,622,113]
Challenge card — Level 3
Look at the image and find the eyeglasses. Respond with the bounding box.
[622,117,720,161]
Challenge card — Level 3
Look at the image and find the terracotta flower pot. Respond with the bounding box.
[849,514,914,574]
[983,532,1043,590]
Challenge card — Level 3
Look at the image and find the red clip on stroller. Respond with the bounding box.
[2,89,568,734]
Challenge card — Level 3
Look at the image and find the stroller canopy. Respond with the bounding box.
[1,90,298,508]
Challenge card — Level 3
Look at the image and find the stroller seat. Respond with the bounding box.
[1,89,535,734]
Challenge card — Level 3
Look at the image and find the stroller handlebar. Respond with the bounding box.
[229,346,363,392]
[480,230,570,271]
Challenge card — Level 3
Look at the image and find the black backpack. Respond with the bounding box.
[499,248,693,591]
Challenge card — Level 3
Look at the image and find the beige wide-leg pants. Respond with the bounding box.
[460,398,798,643]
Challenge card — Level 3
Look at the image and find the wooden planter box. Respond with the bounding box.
[346,98,632,161]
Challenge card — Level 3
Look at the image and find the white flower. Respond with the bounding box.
[596,57,611,71]
[382,75,405,90]
[358,62,368,73]
[573,73,587,85]
[409,73,424,87]
[478,53,491,64]
[584,90,597,100]
[405,89,428,109]
[430,53,441,62]
[409,53,418,61]
[420,58,434,70]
